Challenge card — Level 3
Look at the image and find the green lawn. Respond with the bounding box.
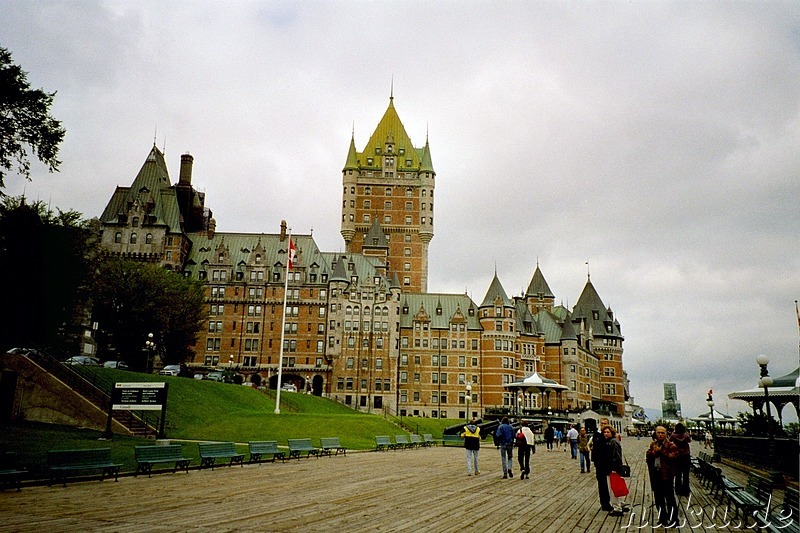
[0,368,463,479]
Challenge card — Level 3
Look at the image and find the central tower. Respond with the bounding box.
[341,96,434,293]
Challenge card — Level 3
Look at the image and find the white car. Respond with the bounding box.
[280,383,297,393]
[103,360,129,370]
[158,364,181,376]
[64,355,100,366]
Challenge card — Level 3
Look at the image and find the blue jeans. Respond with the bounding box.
[570,440,578,458]
[580,451,590,471]
[500,445,513,475]
[465,448,479,474]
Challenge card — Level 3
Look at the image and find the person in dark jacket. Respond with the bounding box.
[460,419,481,476]
[647,425,680,527]
[669,422,692,496]
[544,423,555,451]
[602,425,628,516]
[495,416,515,478]
[590,418,612,511]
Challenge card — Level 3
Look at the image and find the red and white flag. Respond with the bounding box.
[288,239,297,269]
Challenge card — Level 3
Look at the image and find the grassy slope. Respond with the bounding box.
[0,368,458,477]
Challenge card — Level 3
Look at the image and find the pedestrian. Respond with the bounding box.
[647,425,679,527]
[495,416,515,478]
[578,427,591,473]
[602,425,628,516]
[590,417,612,512]
[515,420,535,479]
[704,430,713,449]
[554,427,563,451]
[460,418,481,476]
[567,424,579,459]
[670,422,692,496]
[544,423,555,451]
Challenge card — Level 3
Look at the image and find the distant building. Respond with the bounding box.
[662,382,682,420]
[97,95,629,420]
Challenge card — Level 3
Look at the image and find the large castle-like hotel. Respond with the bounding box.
[99,96,630,425]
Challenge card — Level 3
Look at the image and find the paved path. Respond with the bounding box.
[0,438,784,532]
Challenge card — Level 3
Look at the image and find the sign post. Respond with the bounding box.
[101,382,169,439]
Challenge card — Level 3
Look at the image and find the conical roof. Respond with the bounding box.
[480,273,513,308]
[526,265,554,299]
[360,97,424,169]
[343,134,358,171]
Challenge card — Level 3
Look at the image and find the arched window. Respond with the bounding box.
[145,233,153,244]
[114,232,122,243]
[130,232,137,244]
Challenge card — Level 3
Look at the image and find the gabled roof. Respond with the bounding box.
[480,273,513,308]
[399,293,481,330]
[363,218,388,248]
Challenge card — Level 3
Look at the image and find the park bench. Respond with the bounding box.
[724,473,773,525]
[394,435,412,449]
[198,442,244,469]
[409,434,422,448]
[755,486,799,533]
[47,448,122,487]
[320,437,347,457]
[422,434,436,447]
[375,435,395,451]
[134,445,192,477]
[0,452,25,491]
[441,434,463,447]
[248,441,286,463]
[287,438,320,460]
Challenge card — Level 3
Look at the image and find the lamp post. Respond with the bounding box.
[706,390,718,461]
[307,374,311,394]
[518,393,524,417]
[465,383,472,422]
[756,354,781,484]
[145,333,155,374]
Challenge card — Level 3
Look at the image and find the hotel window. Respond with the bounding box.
[130,233,137,244]
[403,277,410,285]
[114,232,122,243]
[384,215,391,224]
[365,186,371,195]
[405,216,412,225]
[385,201,392,209]
[385,187,392,195]
[145,233,153,244]
[364,200,371,209]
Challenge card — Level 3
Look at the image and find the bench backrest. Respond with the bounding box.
[48,448,112,468]
[288,438,314,450]
[320,437,341,448]
[249,441,280,453]
[135,445,184,462]
[423,434,434,443]
[376,436,392,446]
[745,474,772,499]
[783,486,799,515]
[395,435,409,445]
[410,435,422,444]
[198,442,238,457]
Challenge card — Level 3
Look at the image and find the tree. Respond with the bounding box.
[0,196,96,353]
[92,256,205,370]
[0,46,66,189]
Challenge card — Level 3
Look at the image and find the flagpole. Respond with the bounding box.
[274,229,292,415]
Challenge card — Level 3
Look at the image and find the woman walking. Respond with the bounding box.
[602,425,628,516]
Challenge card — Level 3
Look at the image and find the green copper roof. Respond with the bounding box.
[526,265,554,299]
[400,293,481,330]
[480,273,513,308]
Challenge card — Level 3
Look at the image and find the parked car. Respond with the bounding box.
[64,356,100,366]
[206,371,224,382]
[281,383,298,393]
[5,347,40,356]
[158,364,181,376]
[103,360,129,370]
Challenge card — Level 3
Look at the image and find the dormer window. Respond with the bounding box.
[593,311,599,320]
[367,158,373,165]
[132,217,139,227]
[256,254,261,263]
[375,147,380,155]
[219,253,225,262]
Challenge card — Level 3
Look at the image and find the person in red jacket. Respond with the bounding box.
[647,425,680,527]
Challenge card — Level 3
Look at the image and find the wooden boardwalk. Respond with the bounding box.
[0,437,787,532]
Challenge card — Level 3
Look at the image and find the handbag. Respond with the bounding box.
[609,471,629,497]
[618,454,631,477]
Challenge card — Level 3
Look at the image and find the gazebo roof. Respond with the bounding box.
[505,371,568,391]
[691,409,736,422]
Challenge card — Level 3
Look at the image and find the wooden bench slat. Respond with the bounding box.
[248,441,286,463]
[134,445,193,477]
[287,439,320,460]
[320,437,346,457]
[198,442,244,469]
[47,448,122,486]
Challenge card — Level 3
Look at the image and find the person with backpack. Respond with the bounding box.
[515,420,536,479]
[460,418,481,476]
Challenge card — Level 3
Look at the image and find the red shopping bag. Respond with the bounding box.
[609,472,629,497]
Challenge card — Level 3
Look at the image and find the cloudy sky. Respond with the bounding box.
[3,1,799,421]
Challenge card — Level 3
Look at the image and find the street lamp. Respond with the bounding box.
[518,393,524,417]
[465,383,472,422]
[756,354,780,484]
[145,333,156,374]
[307,374,311,394]
[706,389,718,461]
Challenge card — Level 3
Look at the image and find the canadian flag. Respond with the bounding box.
[288,239,297,269]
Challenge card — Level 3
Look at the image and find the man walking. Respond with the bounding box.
[495,416,515,479]
[567,424,579,459]
[647,425,680,527]
[460,418,481,476]
[516,420,535,479]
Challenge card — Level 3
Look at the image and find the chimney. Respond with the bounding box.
[280,220,287,241]
[207,217,216,239]
[179,153,194,185]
